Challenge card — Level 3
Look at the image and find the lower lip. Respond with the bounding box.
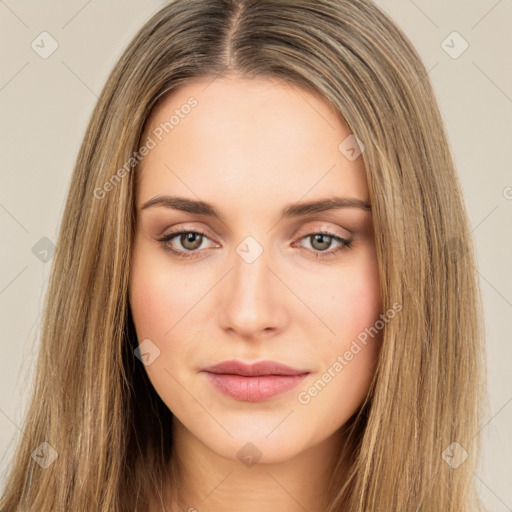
[203,372,309,402]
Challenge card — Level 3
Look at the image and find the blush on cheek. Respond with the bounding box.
[329,291,381,344]
[130,256,202,347]
[349,263,382,324]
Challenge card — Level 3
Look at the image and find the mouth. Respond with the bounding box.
[201,360,311,402]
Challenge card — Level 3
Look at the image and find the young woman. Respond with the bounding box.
[0,0,487,510]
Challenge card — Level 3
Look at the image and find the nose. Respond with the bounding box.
[217,242,289,339]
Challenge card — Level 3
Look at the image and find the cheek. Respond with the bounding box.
[296,293,382,433]
[310,249,382,401]
[128,247,193,416]
[129,259,171,340]
[128,238,211,364]
[324,248,382,348]
[129,241,199,339]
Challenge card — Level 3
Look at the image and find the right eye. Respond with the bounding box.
[157,229,218,260]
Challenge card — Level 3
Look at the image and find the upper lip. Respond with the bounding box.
[202,360,310,377]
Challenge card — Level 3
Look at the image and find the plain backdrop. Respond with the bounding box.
[0,0,511,509]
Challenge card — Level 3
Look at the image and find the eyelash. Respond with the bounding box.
[157,229,353,261]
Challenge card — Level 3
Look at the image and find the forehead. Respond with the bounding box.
[136,75,369,213]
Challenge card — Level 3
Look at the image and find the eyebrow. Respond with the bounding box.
[140,195,371,220]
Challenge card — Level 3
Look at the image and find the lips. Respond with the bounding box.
[201,359,310,377]
[201,360,311,401]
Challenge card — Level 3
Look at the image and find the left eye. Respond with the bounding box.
[296,232,352,258]
[157,230,352,260]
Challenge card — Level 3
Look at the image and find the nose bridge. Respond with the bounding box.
[218,234,285,336]
[231,233,272,304]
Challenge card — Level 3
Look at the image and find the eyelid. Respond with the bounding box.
[294,222,352,239]
[158,223,218,241]
[158,222,350,244]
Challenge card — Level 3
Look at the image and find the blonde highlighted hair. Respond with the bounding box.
[1,1,486,510]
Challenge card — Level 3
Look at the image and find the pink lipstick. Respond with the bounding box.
[201,360,310,402]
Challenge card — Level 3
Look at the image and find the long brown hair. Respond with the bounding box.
[1,0,487,510]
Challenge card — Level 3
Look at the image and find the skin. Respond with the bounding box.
[129,74,383,512]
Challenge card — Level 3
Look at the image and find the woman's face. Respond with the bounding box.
[129,75,382,464]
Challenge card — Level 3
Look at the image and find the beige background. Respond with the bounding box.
[0,0,511,509]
